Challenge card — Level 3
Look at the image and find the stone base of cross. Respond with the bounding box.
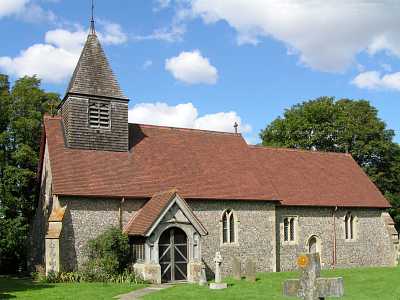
[283,253,344,300]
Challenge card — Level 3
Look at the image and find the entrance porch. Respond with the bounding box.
[123,189,207,283]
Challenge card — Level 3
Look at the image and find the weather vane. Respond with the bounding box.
[90,0,95,34]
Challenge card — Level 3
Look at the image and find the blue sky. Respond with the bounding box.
[1,0,400,144]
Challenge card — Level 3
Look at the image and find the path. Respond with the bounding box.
[114,284,172,300]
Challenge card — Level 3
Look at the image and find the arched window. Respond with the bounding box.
[283,216,296,242]
[345,212,355,240]
[222,209,236,244]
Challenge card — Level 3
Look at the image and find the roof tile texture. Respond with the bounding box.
[123,189,177,236]
[44,115,390,208]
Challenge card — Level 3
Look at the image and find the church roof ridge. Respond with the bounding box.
[249,144,352,157]
[131,123,242,136]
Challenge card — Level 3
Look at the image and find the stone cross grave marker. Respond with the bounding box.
[232,256,241,280]
[209,251,227,289]
[283,253,344,300]
[245,259,256,282]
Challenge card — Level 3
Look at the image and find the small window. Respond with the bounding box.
[345,212,355,240]
[133,243,145,262]
[283,217,296,242]
[89,101,110,129]
[222,209,236,244]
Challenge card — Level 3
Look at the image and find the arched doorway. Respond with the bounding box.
[307,235,322,255]
[159,227,188,282]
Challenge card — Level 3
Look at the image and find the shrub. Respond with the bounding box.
[85,227,130,275]
[36,228,141,283]
[35,270,144,284]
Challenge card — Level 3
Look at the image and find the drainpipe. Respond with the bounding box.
[332,206,338,268]
[119,197,125,230]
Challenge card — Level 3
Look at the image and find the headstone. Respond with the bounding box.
[209,252,228,289]
[245,259,256,282]
[283,253,344,300]
[199,264,207,286]
[232,256,241,280]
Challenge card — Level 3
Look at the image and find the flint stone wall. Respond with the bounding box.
[276,206,396,271]
[59,197,145,271]
[188,200,277,279]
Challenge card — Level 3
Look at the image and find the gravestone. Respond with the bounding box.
[283,253,344,300]
[199,264,207,286]
[245,259,256,282]
[232,256,241,280]
[209,252,227,289]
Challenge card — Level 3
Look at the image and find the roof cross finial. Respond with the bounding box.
[90,0,96,35]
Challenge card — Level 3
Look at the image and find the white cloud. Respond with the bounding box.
[128,102,251,133]
[45,29,87,51]
[0,23,128,84]
[154,0,172,11]
[133,23,186,43]
[142,60,153,70]
[0,0,29,18]
[97,21,128,45]
[0,0,55,23]
[0,43,78,83]
[165,50,218,84]
[351,71,400,91]
[181,0,400,72]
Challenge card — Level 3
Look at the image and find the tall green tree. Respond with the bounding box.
[0,75,60,273]
[260,97,400,228]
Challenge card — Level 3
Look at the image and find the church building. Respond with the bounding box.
[30,23,399,283]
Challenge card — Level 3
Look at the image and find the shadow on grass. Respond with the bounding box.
[0,276,54,299]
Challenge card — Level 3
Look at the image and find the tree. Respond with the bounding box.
[0,75,60,273]
[260,97,400,228]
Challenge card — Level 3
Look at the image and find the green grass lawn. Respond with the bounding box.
[144,267,400,300]
[1,267,399,300]
[0,277,146,300]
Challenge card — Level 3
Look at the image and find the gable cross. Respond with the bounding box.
[283,253,344,300]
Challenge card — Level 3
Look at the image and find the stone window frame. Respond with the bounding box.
[282,216,299,245]
[220,209,239,246]
[88,100,111,130]
[344,212,358,241]
[305,234,323,264]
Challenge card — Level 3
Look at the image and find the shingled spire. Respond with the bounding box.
[59,3,129,152]
[65,31,128,100]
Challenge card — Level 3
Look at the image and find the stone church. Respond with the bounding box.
[30,25,399,283]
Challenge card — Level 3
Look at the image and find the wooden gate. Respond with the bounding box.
[159,227,188,282]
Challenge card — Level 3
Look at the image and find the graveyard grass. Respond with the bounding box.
[0,276,147,300]
[144,266,400,300]
[1,266,399,299]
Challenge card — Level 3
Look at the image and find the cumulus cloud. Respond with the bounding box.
[351,71,400,91]
[0,0,29,18]
[179,0,400,72]
[165,50,218,84]
[128,102,251,133]
[0,0,55,23]
[0,23,127,84]
[97,21,128,45]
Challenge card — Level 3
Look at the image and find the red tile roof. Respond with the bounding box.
[250,146,390,208]
[123,189,207,236]
[123,189,176,236]
[43,115,390,208]
[44,115,277,201]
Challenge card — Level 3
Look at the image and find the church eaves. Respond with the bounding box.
[65,31,128,101]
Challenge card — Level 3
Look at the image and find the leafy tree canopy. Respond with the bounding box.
[0,75,60,273]
[260,97,400,227]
